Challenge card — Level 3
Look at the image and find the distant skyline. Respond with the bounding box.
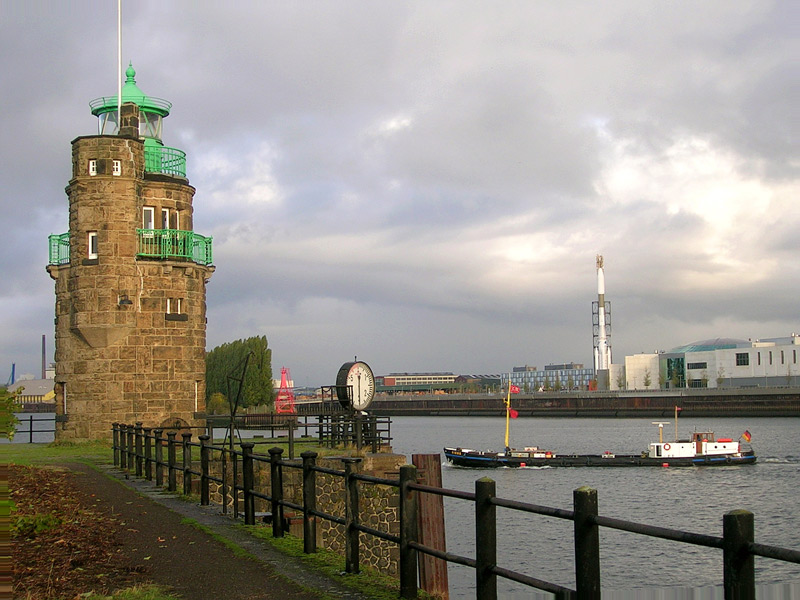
[2,2,797,387]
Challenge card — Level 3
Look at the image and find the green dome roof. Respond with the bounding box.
[89,63,172,117]
[669,338,751,353]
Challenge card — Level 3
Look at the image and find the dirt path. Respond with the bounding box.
[14,462,373,600]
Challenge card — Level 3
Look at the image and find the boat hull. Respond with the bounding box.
[443,448,757,468]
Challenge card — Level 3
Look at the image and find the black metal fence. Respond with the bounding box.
[11,413,56,443]
[112,423,800,599]
[205,412,392,453]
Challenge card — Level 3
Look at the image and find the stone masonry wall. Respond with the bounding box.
[199,451,407,576]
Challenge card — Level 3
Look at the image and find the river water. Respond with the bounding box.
[390,415,800,599]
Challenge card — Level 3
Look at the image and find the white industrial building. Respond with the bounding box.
[619,334,800,390]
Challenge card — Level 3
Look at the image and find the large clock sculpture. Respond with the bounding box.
[335,360,376,411]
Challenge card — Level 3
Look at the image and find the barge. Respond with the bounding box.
[444,389,756,468]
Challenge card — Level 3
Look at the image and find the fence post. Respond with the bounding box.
[343,457,362,573]
[143,427,152,481]
[135,422,143,477]
[723,510,755,600]
[301,451,318,554]
[167,432,177,492]
[182,432,193,496]
[112,423,120,466]
[119,424,128,470]
[154,429,164,486]
[476,477,497,600]
[233,447,240,519]
[199,434,210,506]
[127,424,135,471]
[221,448,228,515]
[269,447,285,537]
[412,453,449,599]
[29,415,33,444]
[355,412,363,450]
[288,418,295,459]
[573,486,601,599]
[399,464,419,599]
[241,442,255,525]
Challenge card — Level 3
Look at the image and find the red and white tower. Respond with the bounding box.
[275,366,296,414]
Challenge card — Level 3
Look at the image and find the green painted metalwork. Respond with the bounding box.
[144,145,186,177]
[47,230,212,266]
[89,63,172,116]
[90,64,172,139]
[136,229,213,265]
[48,233,70,265]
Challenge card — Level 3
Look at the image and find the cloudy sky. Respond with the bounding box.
[2,1,797,386]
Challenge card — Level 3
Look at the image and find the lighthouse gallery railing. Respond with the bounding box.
[48,230,213,266]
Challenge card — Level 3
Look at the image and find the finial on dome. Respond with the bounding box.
[125,62,136,82]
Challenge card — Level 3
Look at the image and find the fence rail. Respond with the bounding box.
[9,414,56,443]
[112,423,800,599]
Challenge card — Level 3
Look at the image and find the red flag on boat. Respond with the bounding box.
[510,384,520,394]
[675,406,682,411]
[742,430,752,442]
[508,408,519,419]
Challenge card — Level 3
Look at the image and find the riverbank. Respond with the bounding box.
[356,387,800,417]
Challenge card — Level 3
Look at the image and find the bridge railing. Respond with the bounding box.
[112,423,800,599]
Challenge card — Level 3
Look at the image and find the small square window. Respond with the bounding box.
[89,160,97,176]
[735,352,749,367]
[166,298,183,314]
[112,160,122,176]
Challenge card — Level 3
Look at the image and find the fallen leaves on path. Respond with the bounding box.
[11,465,141,599]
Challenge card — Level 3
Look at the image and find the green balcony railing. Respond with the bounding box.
[48,232,70,265]
[137,229,213,265]
[47,230,212,266]
[144,145,186,177]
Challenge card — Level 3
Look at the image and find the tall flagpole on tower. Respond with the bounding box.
[117,0,122,131]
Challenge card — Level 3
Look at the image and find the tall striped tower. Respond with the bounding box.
[47,65,214,441]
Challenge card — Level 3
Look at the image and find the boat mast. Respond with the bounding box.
[504,377,512,450]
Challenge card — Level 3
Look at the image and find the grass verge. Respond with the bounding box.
[245,524,434,600]
[81,584,183,600]
[3,439,111,465]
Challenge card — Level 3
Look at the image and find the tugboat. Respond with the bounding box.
[444,398,756,468]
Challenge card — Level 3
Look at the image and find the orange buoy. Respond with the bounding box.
[662,463,669,468]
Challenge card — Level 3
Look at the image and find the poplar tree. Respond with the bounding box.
[205,336,274,410]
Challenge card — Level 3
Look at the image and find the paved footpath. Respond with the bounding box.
[65,462,374,600]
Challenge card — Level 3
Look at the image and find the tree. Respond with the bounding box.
[205,392,229,415]
[643,369,652,389]
[670,368,682,389]
[716,367,725,388]
[206,336,274,410]
[0,387,19,440]
[615,370,626,390]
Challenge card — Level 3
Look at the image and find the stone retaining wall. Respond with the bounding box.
[178,451,406,576]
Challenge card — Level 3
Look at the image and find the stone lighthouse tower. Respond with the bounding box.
[47,64,214,441]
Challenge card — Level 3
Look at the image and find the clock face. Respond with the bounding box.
[336,361,376,410]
